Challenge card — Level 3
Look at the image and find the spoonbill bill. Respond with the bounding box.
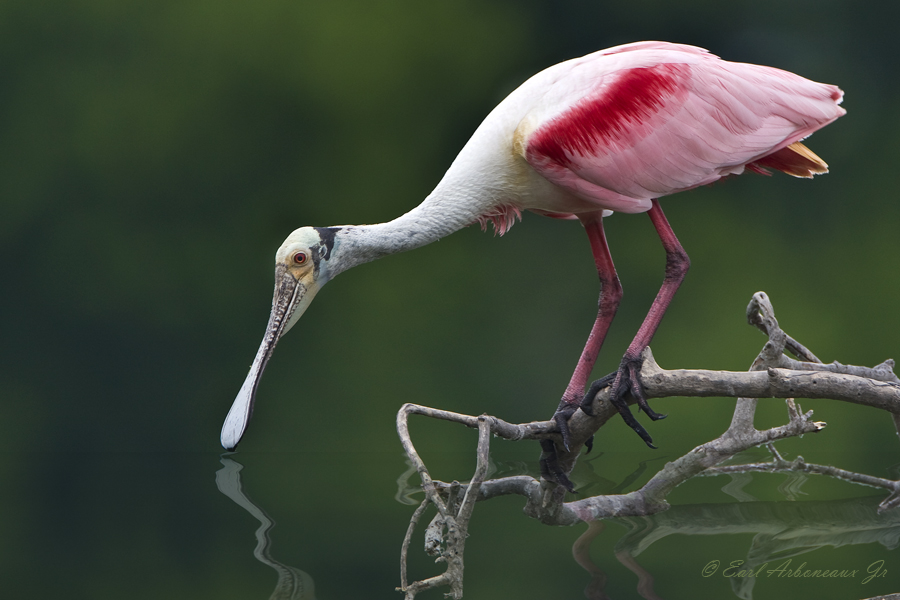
[220,41,845,460]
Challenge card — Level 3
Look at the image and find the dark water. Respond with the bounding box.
[4,441,896,600]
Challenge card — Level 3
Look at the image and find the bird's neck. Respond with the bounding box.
[328,185,492,278]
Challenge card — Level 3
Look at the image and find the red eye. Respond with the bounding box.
[293,252,308,265]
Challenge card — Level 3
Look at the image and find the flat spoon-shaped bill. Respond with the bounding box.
[221,334,273,450]
[221,267,305,450]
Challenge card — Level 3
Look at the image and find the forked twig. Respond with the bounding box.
[397,411,493,599]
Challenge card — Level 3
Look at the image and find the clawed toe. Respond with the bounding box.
[539,439,576,492]
[541,400,594,491]
[579,371,616,415]
[552,402,579,452]
[583,356,664,449]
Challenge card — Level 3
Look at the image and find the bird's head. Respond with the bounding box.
[220,226,340,450]
[273,226,339,334]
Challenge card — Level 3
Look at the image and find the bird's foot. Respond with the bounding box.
[539,438,576,492]
[578,371,617,417]
[549,397,598,454]
[582,354,665,449]
[551,401,578,452]
[542,362,650,492]
[540,399,596,493]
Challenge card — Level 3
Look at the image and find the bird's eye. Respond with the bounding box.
[293,252,308,265]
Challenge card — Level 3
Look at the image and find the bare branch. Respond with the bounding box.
[399,499,429,590]
[638,359,900,409]
[458,417,491,523]
[396,404,448,517]
[398,354,899,525]
[394,292,900,597]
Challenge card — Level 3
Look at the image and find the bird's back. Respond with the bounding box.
[446,41,845,219]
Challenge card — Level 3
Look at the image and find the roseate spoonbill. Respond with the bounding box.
[220,41,845,465]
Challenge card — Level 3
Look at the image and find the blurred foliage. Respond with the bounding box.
[1,1,899,598]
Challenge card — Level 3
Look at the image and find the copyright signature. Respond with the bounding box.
[701,558,887,583]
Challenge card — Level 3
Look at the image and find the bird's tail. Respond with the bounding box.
[747,142,829,178]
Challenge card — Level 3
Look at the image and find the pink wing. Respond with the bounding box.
[521,42,845,214]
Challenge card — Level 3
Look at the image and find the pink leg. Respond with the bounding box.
[551,212,622,452]
[605,199,690,446]
[544,202,686,489]
[624,200,689,358]
[562,212,623,404]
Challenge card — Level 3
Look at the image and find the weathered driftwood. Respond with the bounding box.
[395,293,900,599]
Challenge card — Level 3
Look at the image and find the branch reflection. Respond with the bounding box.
[574,496,900,600]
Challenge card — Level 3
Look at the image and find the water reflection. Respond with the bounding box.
[396,454,898,597]
[216,456,317,600]
[574,496,900,600]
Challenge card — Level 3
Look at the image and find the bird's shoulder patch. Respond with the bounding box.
[526,62,692,168]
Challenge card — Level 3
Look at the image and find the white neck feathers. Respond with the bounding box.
[328,187,489,276]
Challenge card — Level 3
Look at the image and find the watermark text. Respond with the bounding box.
[701,558,887,584]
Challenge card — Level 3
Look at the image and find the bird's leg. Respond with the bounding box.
[543,214,622,491]
[552,213,622,452]
[587,199,689,448]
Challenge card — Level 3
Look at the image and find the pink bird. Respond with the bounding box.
[221,41,844,484]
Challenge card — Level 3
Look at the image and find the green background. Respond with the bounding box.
[2,1,899,598]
